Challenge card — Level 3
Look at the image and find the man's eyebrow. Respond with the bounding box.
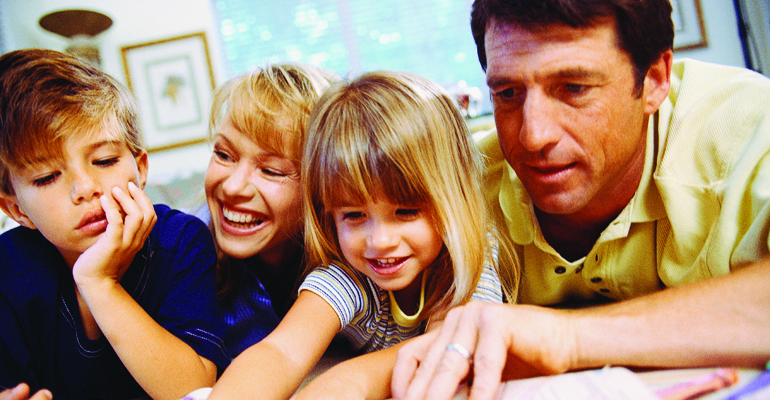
[551,67,606,81]
[487,67,606,87]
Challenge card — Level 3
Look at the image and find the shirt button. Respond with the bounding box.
[555,266,567,274]
[591,277,602,283]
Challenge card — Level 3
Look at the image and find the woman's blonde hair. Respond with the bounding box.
[209,62,340,165]
[303,70,511,320]
[210,62,339,300]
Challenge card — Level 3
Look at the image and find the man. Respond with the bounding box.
[391,1,770,399]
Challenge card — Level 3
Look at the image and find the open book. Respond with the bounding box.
[452,366,658,400]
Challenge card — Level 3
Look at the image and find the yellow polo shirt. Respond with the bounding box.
[478,58,770,305]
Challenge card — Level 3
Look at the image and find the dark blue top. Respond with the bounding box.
[0,205,230,399]
[218,257,282,358]
[195,207,301,359]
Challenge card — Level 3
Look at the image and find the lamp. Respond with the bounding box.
[39,9,113,68]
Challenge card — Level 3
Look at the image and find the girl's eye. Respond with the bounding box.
[33,172,60,187]
[396,208,420,219]
[342,211,364,221]
[94,157,119,167]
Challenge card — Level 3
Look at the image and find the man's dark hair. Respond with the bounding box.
[471,0,674,94]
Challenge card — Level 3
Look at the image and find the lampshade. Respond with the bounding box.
[38,9,113,68]
[39,9,113,38]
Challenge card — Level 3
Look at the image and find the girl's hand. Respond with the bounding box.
[72,181,157,287]
[0,384,52,400]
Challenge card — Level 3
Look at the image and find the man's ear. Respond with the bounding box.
[642,49,673,115]
[135,149,149,189]
[0,192,36,229]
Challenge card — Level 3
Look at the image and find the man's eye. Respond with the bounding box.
[565,84,585,94]
[494,88,517,100]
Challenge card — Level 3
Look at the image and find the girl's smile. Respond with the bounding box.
[333,194,443,296]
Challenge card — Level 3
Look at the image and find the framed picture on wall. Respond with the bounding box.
[671,0,708,50]
[121,32,215,152]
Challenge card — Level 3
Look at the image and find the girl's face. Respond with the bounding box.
[332,192,443,296]
[205,114,302,264]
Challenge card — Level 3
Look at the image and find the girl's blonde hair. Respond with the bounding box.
[210,62,339,300]
[303,71,510,320]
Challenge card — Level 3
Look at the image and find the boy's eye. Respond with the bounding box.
[94,157,119,167]
[33,172,60,187]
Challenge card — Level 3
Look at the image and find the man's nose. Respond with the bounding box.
[519,92,562,152]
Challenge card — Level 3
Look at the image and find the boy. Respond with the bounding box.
[0,49,229,400]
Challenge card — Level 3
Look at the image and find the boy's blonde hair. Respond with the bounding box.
[0,49,143,195]
[209,62,340,165]
[303,71,504,319]
[210,62,339,300]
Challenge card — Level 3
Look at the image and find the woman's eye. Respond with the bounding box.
[33,172,60,187]
[214,149,232,162]
[262,168,287,177]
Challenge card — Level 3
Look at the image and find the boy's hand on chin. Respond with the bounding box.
[72,181,157,287]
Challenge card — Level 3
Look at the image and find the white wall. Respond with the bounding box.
[675,0,747,68]
[0,0,224,186]
[0,0,759,186]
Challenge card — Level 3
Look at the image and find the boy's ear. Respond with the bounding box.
[135,150,149,189]
[0,192,36,229]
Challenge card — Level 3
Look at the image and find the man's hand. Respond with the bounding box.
[72,181,156,286]
[0,384,52,400]
[391,301,576,400]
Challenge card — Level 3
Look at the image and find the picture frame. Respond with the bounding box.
[121,32,215,152]
[671,0,708,50]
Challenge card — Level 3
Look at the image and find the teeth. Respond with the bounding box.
[375,258,401,266]
[223,208,263,225]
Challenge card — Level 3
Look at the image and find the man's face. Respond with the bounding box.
[485,19,654,220]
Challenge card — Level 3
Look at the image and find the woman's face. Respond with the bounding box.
[204,114,302,263]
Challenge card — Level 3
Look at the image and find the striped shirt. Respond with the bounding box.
[299,236,503,352]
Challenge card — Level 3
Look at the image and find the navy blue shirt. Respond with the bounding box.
[0,205,229,399]
[218,257,281,358]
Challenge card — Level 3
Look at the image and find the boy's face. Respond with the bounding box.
[0,125,148,264]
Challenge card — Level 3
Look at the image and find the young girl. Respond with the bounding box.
[208,71,516,400]
[202,63,338,358]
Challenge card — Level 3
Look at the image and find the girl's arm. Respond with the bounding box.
[73,184,217,400]
[293,320,445,400]
[292,342,402,400]
[209,290,341,400]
